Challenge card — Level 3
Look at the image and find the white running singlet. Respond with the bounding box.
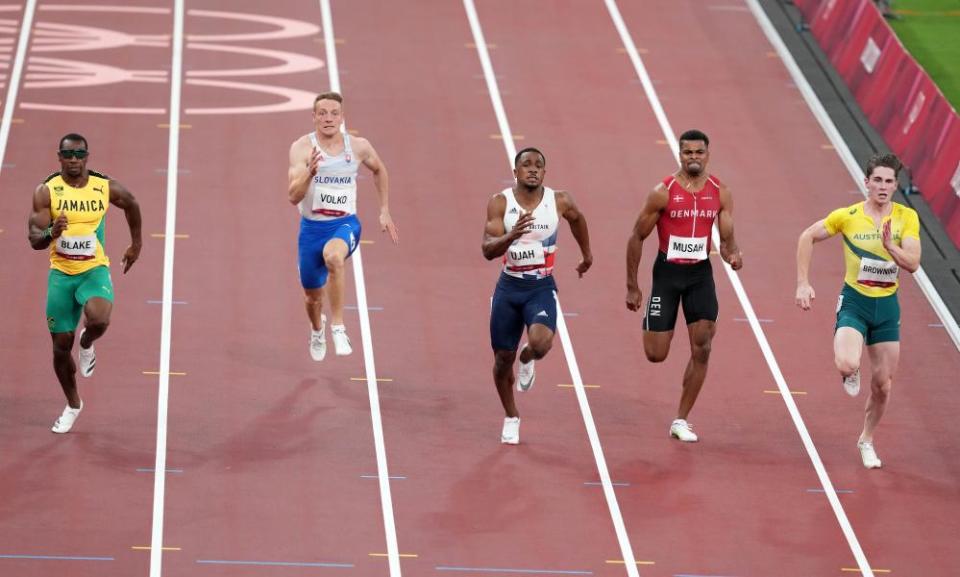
[299,132,359,221]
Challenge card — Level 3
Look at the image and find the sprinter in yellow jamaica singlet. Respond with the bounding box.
[27,133,142,434]
[796,153,921,469]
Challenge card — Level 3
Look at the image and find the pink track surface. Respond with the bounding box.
[0,1,957,576]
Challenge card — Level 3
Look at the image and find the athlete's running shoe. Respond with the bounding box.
[331,325,352,356]
[77,328,96,378]
[843,368,861,397]
[858,441,882,469]
[310,315,327,361]
[516,344,535,392]
[501,417,520,445]
[51,401,83,434]
[669,419,699,442]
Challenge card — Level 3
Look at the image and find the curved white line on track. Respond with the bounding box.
[462,1,640,575]
[603,0,876,575]
[149,1,184,576]
[318,1,402,575]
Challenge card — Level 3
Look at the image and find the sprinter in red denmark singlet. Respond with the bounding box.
[625,129,743,443]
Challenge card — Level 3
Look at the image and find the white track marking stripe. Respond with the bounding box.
[463,1,640,574]
[149,1,184,576]
[0,0,37,177]
[603,1,875,575]
[318,1,402,575]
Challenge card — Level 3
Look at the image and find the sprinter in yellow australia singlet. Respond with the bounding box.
[796,153,921,469]
[28,133,142,434]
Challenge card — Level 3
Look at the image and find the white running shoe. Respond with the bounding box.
[858,441,882,469]
[843,369,861,397]
[310,315,327,361]
[52,401,83,434]
[669,419,699,442]
[77,328,96,378]
[501,416,520,445]
[331,325,352,356]
[516,344,535,392]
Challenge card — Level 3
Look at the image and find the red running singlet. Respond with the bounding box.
[656,175,722,264]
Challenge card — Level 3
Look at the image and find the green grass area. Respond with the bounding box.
[888,0,960,112]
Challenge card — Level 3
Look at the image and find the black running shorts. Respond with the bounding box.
[643,252,718,332]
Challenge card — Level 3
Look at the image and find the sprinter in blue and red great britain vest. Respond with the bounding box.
[482,147,593,445]
[625,129,743,443]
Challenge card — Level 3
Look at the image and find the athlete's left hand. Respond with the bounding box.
[380,211,399,244]
[721,244,743,270]
[576,253,593,278]
[122,244,141,273]
[725,250,743,270]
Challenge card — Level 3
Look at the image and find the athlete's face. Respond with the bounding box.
[313,99,343,136]
[865,166,897,205]
[513,152,546,189]
[58,139,88,178]
[679,140,709,177]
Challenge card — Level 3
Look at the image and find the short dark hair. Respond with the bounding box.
[59,133,88,150]
[865,152,902,179]
[314,91,343,107]
[514,147,545,168]
[678,129,709,148]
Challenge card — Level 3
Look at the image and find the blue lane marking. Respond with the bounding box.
[196,559,353,568]
[583,481,630,487]
[137,468,184,474]
[562,312,578,317]
[147,300,188,305]
[0,554,114,561]
[360,475,406,480]
[806,488,854,494]
[929,323,944,328]
[675,574,741,577]
[734,317,773,323]
[436,567,591,575]
[345,305,383,311]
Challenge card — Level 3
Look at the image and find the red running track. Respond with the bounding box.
[0,1,957,576]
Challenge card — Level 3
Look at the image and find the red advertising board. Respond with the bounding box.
[795,0,960,248]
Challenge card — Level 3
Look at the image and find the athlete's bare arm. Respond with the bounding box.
[881,220,921,273]
[482,193,534,260]
[625,184,668,311]
[109,180,143,274]
[556,190,592,277]
[795,219,833,310]
[355,136,398,244]
[288,135,322,205]
[717,183,743,270]
[28,183,64,250]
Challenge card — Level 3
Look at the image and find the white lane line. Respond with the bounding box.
[744,0,960,352]
[149,1,184,576]
[318,1,401,575]
[463,1,640,575]
[0,0,37,177]
[603,1,875,575]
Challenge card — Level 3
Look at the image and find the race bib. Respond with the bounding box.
[311,172,355,217]
[55,234,97,260]
[666,234,708,262]
[857,256,898,287]
[506,241,546,272]
[312,189,350,217]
